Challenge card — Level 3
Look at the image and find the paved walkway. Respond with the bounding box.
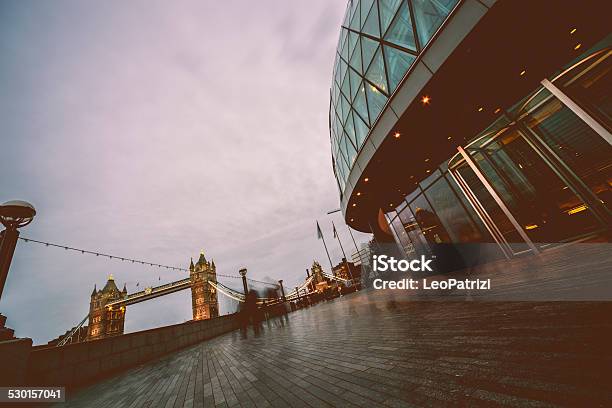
[61,291,612,407]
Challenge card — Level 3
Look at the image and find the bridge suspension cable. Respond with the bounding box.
[57,313,89,347]
[17,236,279,287]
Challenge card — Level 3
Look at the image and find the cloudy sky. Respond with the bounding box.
[0,0,372,344]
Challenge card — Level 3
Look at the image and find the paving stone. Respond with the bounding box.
[59,293,612,407]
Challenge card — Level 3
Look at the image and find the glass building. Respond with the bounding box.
[329,0,611,266]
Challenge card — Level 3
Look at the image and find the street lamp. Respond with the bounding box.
[239,268,248,296]
[0,200,36,299]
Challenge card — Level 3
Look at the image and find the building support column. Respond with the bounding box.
[541,79,612,146]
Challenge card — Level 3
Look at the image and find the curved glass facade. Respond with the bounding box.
[329,0,459,192]
[386,46,612,262]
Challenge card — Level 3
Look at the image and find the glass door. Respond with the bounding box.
[456,126,603,251]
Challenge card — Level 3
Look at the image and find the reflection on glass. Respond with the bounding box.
[524,96,612,211]
[389,214,415,255]
[558,49,611,126]
[409,195,451,244]
[469,129,601,243]
[412,0,457,47]
[424,176,485,243]
[398,206,431,256]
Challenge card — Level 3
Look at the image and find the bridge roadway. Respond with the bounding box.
[58,290,611,407]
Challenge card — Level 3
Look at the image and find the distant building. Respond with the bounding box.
[189,251,219,321]
[332,258,361,284]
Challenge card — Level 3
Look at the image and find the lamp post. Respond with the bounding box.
[278,279,286,302]
[239,268,248,296]
[0,200,36,300]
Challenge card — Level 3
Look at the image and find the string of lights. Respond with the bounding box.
[17,236,279,286]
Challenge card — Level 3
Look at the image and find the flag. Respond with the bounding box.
[316,221,323,240]
[332,221,338,238]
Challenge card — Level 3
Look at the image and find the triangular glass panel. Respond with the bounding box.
[341,94,351,123]
[349,0,359,22]
[379,0,402,36]
[345,111,358,149]
[334,111,343,140]
[349,37,362,74]
[384,1,417,51]
[341,32,349,62]
[348,31,358,61]
[344,131,358,166]
[360,0,375,28]
[338,92,347,120]
[353,110,370,148]
[362,2,380,38]
[353,81,370,125]
[334,55,343,87]
[365,82,388,122]
[338,28,348,55]
[339,58,347,86]
[412,0,456,46]
[365,46,388,94]
[384,45,415,92]
[349,3,361,31]
[341,69,351,100]
[342,3,351,27]
[361,36,379,72]
[349,67,361,101]
[339,136,350,165]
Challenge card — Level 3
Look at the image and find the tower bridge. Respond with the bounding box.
[83,251,220,342]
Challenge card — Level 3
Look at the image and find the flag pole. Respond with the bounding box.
[317,221,334,273]
[347,226,360,258]
[333,222,354,283]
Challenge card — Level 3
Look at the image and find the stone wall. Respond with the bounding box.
[26,313,240,388]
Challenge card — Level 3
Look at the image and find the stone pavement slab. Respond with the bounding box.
[59,291,612,407]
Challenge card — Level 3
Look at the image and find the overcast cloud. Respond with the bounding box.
[0,0,372,344]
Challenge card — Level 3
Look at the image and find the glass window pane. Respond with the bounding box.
[524,96,612,212]
[354,109,370,147]
[341,69,351,100]
[344,132,358,166]
[360,0,376,28]
[390,214,416,255]
[365,82,388,122]
[349,38,363,74]
[379,0,402,36]
[424,177,484,242]
[365,46,389,94]
[384,1,417,51]
[411,0,457,47]
[348,31,359,61]
[384,45,416,92]
[398,206,432,256]
[345,111,358,147]
[341,31,349,61]
[559,50,612,126]
[349,2,361,30]
[362,1,381,38]
[409,194,452,244]
[349,67,361,100]
[353,81,370,124]
[361,36,379,72]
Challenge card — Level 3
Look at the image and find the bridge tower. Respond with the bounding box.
[189,251,219,321]
[311,261,325,284]
[86,274,127,341]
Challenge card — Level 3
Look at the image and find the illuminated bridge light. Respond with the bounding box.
[567,204,588,215]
